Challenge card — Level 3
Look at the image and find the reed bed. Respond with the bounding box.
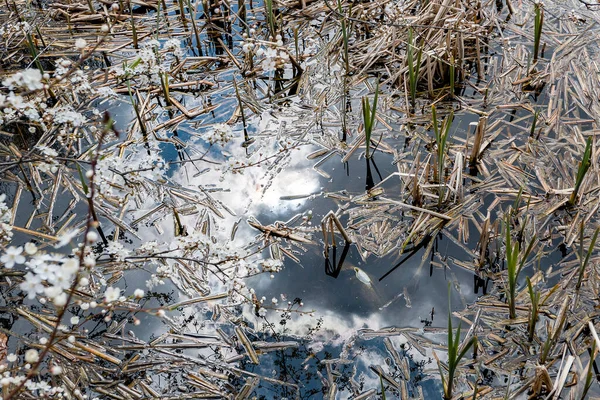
[1,0,600,397]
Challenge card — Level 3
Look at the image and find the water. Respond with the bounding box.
[3,0,600,397]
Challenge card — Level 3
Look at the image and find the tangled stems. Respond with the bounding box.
[3,114,117,400]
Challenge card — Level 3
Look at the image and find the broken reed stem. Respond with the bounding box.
[187,0,203,55]
[322,212,352,244]
[449,55,455,98]
[177,0,188,27]
[533,2,544,61]
[470,116,486,166]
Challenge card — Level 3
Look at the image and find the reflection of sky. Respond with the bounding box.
[114,99,482,395]
[94,51,485,398]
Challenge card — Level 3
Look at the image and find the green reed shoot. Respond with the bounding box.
[337,0,351,140]
[526,277,539,342]
[541,297,569,364]
[440,284,477,400]
[407,27,422,109]
[127,80,148,138]
[529,109,539,137]
[77,164,89,195]
[265,0,276,39]
[361,81,379,159]
[533,2,544,61]
[505,213,536,319]
[25,33,44,73]
[569,136,593,206]
[380,374,387,399]
[337,0,350,75]
[160,72,171,106]
[581,340,597,400]
[576,223,599,290]
[130,6,139,49]
[432,106,453,205]
[186,0,203,55]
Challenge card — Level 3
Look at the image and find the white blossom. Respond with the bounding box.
[2,69,43,91]
[24,349,39,363]
[24,242,37,255]
[104,287,120,303]
[1,246,25,268]
[55,230,78,248]
[75,38,87,49]
[20,273,44,299]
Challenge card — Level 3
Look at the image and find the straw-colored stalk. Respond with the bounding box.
[533,2,544,61]
[161,72,171,106]
[187,0,203,55]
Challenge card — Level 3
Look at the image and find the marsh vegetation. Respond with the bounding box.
[1,0,600,398]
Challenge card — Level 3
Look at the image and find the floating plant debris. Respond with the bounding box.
[1,0,600,398]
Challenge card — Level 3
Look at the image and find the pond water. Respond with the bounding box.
[2,0,600,398]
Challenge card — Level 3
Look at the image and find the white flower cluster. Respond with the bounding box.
[110,39,184,85]
[0,193,13,243]
[0,21,31,38]
[0,62,94,129]
[44,105,87,127]
[204,123,234,145]
[145,262,167,290]
[163,38,185,58]
[0,354,65,396]
[240,32,289,73]
[262,258,283,273]
[2,69,44,91]
[13,244,81,306]
[0,91,43,124]
[35,145,60,175]
[54,58,93,94]
[106,241,131,261]
[95,145,166,198]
